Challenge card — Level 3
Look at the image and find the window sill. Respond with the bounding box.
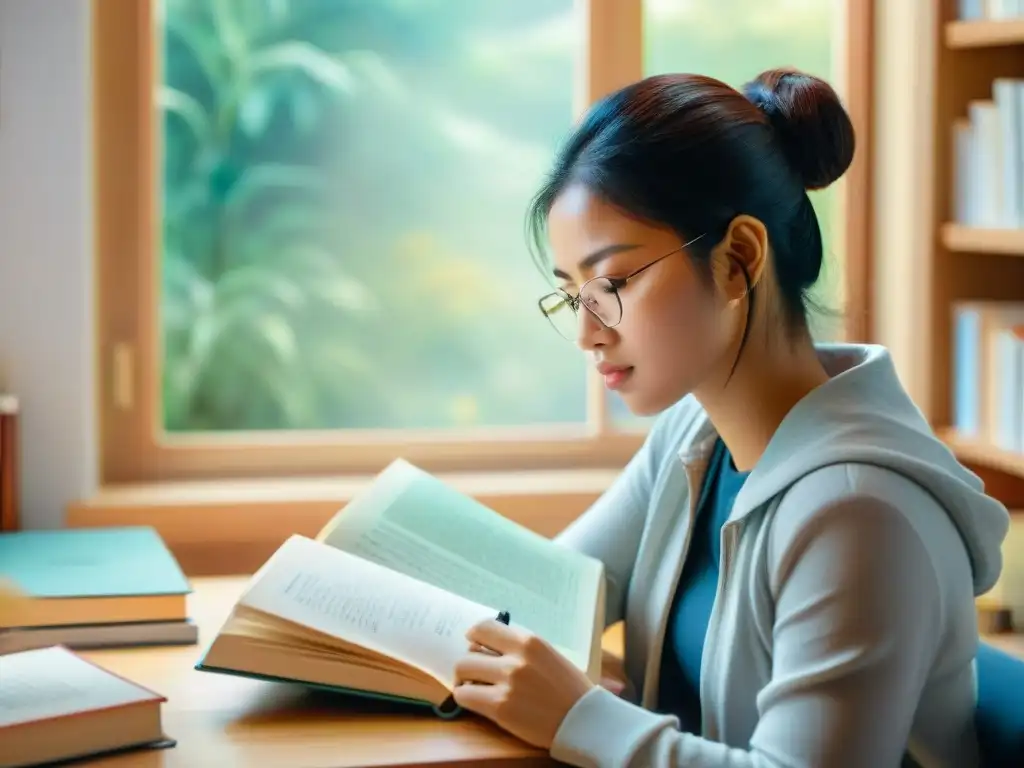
[66,469,619,576]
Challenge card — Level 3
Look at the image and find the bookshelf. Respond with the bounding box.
[930,4,1024,489]
[929,4,1024,631]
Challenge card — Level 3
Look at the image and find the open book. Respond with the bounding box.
[195,459,606,717]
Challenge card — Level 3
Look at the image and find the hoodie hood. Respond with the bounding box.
[727,343,1010,596]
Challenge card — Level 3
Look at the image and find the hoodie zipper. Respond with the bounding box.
[699,519,741,740]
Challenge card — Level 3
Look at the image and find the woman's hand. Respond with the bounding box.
[451,618,595,749]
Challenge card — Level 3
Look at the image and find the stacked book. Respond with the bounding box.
[0,526,197,654]
[0,645,174,766]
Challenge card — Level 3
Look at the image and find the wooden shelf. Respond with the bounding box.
[940,429,1024,478]
[946,19,1024,48]
[941,224,1024,256]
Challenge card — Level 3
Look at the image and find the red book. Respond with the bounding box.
[0,393,20,533]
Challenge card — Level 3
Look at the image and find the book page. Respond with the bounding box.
[318,460,603,670]
[0,646,159,727]
[237,535,496,688]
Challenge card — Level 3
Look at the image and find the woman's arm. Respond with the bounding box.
[549,495,944,768]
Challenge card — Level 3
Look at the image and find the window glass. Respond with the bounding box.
[158,0,585,432]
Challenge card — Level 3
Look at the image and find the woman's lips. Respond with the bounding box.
[597,365,634,390]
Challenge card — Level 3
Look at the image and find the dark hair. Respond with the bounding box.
[526,67,855,344]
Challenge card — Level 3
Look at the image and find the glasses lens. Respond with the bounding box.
[539,292,577,340]
[580,277,622,327]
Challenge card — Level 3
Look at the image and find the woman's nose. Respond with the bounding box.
[576,306,614,351]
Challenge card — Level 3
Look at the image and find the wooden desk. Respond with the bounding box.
[80,577,555,767]
[74,577,1024,768]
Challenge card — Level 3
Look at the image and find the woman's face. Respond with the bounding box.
[546,183,740,416]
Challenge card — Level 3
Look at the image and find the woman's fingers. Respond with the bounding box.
[465,618,528,655]
[454,649,509,686]
[451,681,507,719]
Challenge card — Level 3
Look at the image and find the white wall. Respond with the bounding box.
[0,0,97,529]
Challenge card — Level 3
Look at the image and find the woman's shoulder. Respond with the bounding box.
[777,461,936,510]
[765,463,974,590]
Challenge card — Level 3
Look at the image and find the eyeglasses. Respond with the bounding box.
[538,233,706,341]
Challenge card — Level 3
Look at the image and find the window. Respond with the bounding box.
[94,0,871,484]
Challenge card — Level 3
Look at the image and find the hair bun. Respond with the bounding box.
[743,68,855,191]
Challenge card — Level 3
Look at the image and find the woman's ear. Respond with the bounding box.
[708,215,769,304]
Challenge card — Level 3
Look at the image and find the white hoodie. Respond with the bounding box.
[552,344,1010,768]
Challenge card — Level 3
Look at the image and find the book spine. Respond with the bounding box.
[952,305,981,436]
[0,394,20,533]
[952,303,1024,455]
[993,79,1021,228]
[994,329,1023,451]
[1016,328,1024,454]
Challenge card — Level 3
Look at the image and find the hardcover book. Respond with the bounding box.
[195,459,605,717]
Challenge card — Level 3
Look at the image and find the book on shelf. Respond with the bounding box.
[952,80,1024,230]
[957,0,1024,21]
[0,645,174,768]
[0,526,198,652]
[952,300,1024,453]
[0,392,18,533]
[195,458,606,718]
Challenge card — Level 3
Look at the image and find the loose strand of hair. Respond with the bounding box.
[725,259,754,386]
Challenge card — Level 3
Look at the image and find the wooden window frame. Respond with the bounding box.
[92,0,873,487]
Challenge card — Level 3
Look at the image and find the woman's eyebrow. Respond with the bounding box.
[552,243,642,279]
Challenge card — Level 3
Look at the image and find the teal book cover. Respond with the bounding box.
[0,526,191,598]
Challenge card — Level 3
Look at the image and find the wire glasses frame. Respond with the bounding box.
[538,233,706,341]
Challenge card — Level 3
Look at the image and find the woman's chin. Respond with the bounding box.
[616,392,663,419]
[617,385,690,419]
